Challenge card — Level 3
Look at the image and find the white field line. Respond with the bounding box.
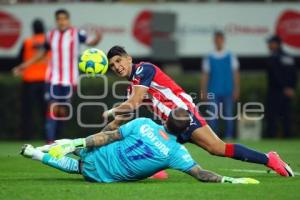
[220,168,300,176]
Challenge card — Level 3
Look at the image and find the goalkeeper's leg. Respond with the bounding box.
[21,144,80,174]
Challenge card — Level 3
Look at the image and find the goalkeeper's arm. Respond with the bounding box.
[187,165,259,184]
[49,129,122,158]
[69,129,122,148]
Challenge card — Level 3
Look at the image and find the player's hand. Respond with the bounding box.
[49,143,76,159]
[283,88,295,98]
[222,177,259,184]
[94,29,102,43]
[49,138,86,158]
[102,108,115,119]
[12,64,25,76]
[233,89,240,101]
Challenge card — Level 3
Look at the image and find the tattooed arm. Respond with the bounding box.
[84,129,122,148]
[49,129,122,158]
[188,165,223,183]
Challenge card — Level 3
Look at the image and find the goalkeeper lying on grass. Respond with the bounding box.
[21,108,259,184]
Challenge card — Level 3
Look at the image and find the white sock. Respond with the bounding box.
[32,149,45,161]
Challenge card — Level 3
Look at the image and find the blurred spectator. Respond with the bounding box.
[13,9,101,143]
[16,19,47,140]
[265,35,298,138]
[201,31,240,139]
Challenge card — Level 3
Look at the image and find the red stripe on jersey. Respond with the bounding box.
[148,87,178,110]
[152,65,184,96]
[149,104,168,121]
[47,30,55,83]
[69,28,75,85]
[58,31,64,85]
[178,94,207,126]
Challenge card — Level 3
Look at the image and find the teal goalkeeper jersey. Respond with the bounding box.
[81,118,197,183]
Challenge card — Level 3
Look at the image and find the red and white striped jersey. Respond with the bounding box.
[127,62,207,125]
[45,27,85,86]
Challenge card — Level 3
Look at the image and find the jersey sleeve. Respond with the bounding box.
[231,53,240,71]
[202,57,210,73]
[78,29,88,44]
[168,145,197,172]
[132,63,156,88]
[118,118,146,139]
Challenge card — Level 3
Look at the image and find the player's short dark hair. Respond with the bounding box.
[267,35,281,45]
[214,30,225,38]
[107,45,128,60]
[32,19,45,34]
[55,9,70,19]
[166,108,191,136]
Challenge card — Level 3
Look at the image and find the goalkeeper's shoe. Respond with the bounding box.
[20,144,35,158]
[266,151,294,177]
[222,177,259,184]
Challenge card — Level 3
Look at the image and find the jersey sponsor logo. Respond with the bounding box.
[140,124,170,156]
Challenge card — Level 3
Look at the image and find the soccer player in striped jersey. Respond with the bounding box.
[101,46,294,179]
[13,9,101,142]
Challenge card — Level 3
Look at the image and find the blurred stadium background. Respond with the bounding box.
[1,0,299,141]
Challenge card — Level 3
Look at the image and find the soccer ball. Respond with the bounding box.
[78,48,108,75]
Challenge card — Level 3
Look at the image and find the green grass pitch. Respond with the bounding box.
[0,140,299,200]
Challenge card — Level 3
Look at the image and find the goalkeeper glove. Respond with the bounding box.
[222,176,260,184]
[49,138,86,158]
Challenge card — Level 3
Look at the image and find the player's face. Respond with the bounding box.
[109,55,132,77]
[268,42,279,53]
[56,14,70,31]
[214,35,225,51]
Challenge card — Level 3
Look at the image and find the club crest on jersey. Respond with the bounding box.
[136,66,143,75]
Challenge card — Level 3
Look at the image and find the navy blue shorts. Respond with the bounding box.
[45,84,74,103]
[177,110,207,144]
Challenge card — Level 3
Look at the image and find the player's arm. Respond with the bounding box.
[103,85,148,118]
[12,43,48,76]
[187,165,222,183]
[84,129,121,148]
[187,165,259,184]
[232,54,240,101]
[200,58,209,100]
[48,129,122,158]
[80,29,102,46]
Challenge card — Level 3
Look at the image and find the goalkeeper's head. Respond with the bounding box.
[166,108,191,136]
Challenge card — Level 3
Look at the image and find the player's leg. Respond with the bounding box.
[20,82,34,140]
[222,95,234,139]
[45,84,72,142]
[281,96,292,138]
[207,95,219,134]
[190,125,293,176]
[191,125,268,163]
[21,144,80,174]
[265,92,279,138]
[45,84,58,142]
[45,102,58,142]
